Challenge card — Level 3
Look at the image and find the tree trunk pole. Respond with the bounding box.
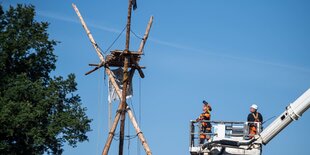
[119,0,133,154]
[102,105,121,155]
[125,0,132,51]
[138,16,154,54]
[72,3,105,62]
[126,106,152,155]
[101,68,123,155]
[73,2,152,155]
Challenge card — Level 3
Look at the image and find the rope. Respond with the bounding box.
[137,77,142,155]
[262,116,276,125]
[112,131,120,141]
[113,134,138,141]
[131,29,143,40]
[98,46,106,57]
[104,67,107,86]
[139,78,142,126]
[128,117,130,155]
[129,99,137,118]
[96,69,103,155]
[103,25,127,55]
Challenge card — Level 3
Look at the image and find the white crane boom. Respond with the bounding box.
[189,88,310,155]
[259,88,310,145]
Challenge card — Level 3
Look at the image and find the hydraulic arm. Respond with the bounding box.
[259,88,310,144]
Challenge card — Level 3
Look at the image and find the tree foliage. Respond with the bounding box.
[0,4,91,154]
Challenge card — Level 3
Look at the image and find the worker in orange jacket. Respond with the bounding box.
[196,100,212,144]
[247,104,263,138]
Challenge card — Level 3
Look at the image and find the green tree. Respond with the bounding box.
[0,4,91,154]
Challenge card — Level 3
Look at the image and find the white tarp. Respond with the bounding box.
[107,67,133,129]
[108,67,133,103]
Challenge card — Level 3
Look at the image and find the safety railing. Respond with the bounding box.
[189,120,262,149]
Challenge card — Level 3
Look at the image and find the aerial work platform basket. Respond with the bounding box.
[189,120,262,155]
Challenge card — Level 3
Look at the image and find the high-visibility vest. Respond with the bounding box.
[252,112,260,122]
[199,112,211,129]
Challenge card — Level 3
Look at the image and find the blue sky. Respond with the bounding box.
[3,0,310,155]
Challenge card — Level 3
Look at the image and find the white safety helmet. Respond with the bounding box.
[251,104,258,110]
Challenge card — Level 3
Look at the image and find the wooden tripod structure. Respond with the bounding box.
[72,1,153,155]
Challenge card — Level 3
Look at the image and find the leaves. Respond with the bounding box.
[0,4,91,155]
[0,4,57,84]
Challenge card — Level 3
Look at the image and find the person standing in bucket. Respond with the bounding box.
[247,104,263,138]
[196,100,212,144]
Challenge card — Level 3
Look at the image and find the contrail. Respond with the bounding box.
[38,10,310,74]
[37,10,121,34]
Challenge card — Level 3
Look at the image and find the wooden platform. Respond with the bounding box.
[106,50,143,68]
